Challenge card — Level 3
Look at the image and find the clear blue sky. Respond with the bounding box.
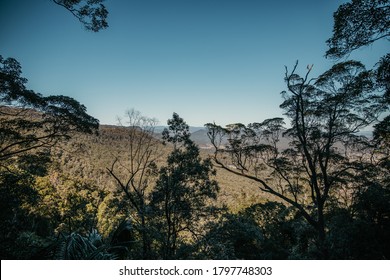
[0,0,387,126]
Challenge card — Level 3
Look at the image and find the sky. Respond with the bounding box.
[0,0,388,127]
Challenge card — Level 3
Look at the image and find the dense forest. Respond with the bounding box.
[1,0,389,259]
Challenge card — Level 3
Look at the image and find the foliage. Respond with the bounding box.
[0,170,40,259]
[326,0,390,59]
[374,115,390,143]
[33,173,107,235]
[56,231,114,259]
[197,201,319,260]
[107,109,161,259]
[206,61,386,258]
[376,53,390,99]
[326,0,390,141]
[150,113,220,259]
[52,0,108,32]
[196,212,264,260]
[0,55,99,163]
[0,55,99,259]
[34,230,116,260]
[326,6,390,260]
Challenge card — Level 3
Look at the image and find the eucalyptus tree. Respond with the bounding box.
[0,56,99,163]
[52,0,109,32]
[0,55,99,259]
[206,61,385,258]
[326,0,389,59]
[150,113,219,259]
[326,0,390,139]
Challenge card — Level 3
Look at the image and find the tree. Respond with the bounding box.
[32,174,107,236]
[326,0,389,59]
[150,113,219,259]
[206,61,385,258]
[107,109,161,259]
[0,55,99,259]
[326,0,390,138]
[375,53,390,100]
[197,211,264,260]
[52,0,109,32]
[0,55,99,163]
[373,53,390,148]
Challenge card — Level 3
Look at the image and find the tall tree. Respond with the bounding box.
[150,113,219,259]
[206,61,385,258]
[326,0,390,138]
[107,109,161,258]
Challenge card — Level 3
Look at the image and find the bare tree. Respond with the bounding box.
[107,109,161,258]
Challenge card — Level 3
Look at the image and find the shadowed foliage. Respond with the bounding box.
[52,0,108,32]
[326,0,389,59]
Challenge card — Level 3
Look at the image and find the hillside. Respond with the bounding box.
[52,124,268,211]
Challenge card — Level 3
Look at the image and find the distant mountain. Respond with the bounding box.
[190,129,213,148]
[152,126,212,148]
[104,124,373,150]
[154,126,205,134]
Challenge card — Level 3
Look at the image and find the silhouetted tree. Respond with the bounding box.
[326,0,390,139]
[0,56,99,163]
[326,0,389,59]
[52,0,108,32]
[206,61,386,258]
[150,113,219,259]
[327,4,390,258]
